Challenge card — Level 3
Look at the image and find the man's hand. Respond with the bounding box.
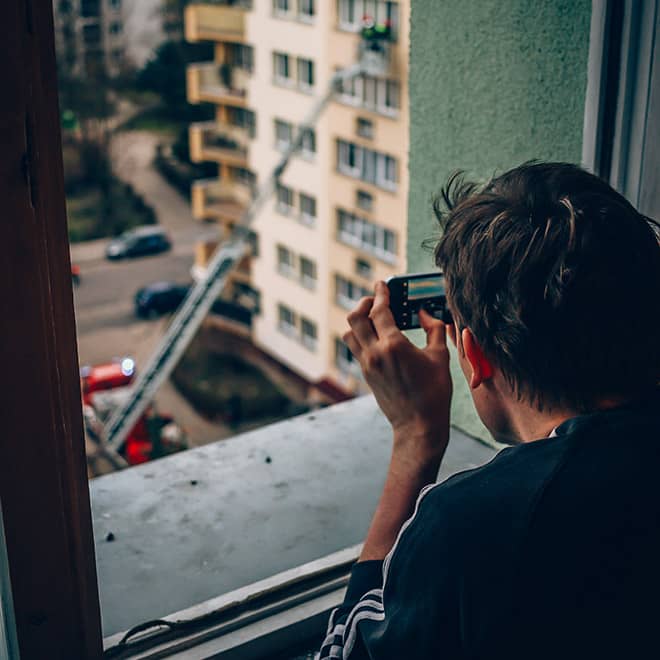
[343,281,453,462]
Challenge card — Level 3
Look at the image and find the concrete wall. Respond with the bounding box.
[406,0,592,441]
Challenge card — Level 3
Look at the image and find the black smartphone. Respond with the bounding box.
[386,272,452,330]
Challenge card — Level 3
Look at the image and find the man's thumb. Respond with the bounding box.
[419,308,447,347]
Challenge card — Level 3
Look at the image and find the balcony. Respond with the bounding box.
[185,3,247,43]
[191,177,253,222]
[187,62,250,106]
[189,120,250,166]
[95,395,497,654]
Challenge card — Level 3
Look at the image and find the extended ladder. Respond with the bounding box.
[104,60,381,451]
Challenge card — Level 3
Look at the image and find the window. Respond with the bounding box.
[278,304,297,337]
[247,229,259,257]
[277,244,296,277]
[301,128,316,157]
[357,117,374,139]
[275,119,293,151]
[356,190,373,211]
[355,257,372,279]
[337,140,397,190]
[335,274,370,310]
[337,74,401,115]
[229,107,256,137]
[301,317,318,350]
[298,0,315,20]
[299,193,317,225]
[273,52,292,85]
[109,21,122,34]
[229,44,254,72]
[276,183,295,214]
[335,337,362,377]
[297,58,315,90]
[300,256,317,289]
[337,208,397,262]
[230,165,257,189]
[337,0,399,39]
[273,0,291,15]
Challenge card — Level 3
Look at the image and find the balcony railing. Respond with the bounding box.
[191,177,253,222]
[94,395,497,652]
[185,3,248,43]
[187,62,250,106]
[189,120,250,166]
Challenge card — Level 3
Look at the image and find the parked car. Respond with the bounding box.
[134,281,190,318]
[105,226,171,260]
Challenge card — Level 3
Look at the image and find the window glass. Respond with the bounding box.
[300,256,317,289]
[278,303,297,336]
[299,193,317,224]
[297,58,315,89]
[276,183,295,213]
[273,0,290,14]
[277,244,296,275]
[301,317,318,350]
[301,128,316,156]
[336,208,397,262]
[273,52,291,83]
[298,0,315,19]
[275,119,293,150]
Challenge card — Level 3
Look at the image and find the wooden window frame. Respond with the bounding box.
[0,1,103,657]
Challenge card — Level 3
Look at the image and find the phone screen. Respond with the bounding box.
[408,277,445,300]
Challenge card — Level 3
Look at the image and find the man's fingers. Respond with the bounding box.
[419,308,447,348]
[369,281,399,338]
[342,330,363,361]
[347,296,377,347]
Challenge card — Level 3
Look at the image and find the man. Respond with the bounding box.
[320,162,660,659]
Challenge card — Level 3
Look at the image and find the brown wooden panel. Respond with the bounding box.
[0,1,102,657]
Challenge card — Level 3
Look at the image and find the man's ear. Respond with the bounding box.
[461,328,494,389]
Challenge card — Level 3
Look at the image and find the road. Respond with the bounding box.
[71,130,226,450]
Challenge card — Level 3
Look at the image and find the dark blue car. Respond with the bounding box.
[134,282,190,318]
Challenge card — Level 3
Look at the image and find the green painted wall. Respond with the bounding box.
[407,0,592,443]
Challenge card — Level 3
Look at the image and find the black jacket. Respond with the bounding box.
[321,392,660,659]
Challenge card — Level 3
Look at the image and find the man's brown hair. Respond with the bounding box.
[433,162,660,412]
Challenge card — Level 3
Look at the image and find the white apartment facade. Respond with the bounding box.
[186,0,409,398]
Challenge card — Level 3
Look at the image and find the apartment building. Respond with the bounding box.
[53,0,126,78]
[186,0,409,398]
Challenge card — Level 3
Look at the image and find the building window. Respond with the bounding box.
[109,21,122,34]
[301,127,316,157]
[229,107,256,137]
[356,189,373,211]
[337,208,397,263]
[109,0,121,8]
[337,0,399,38]
[297,58,315,91]
[355,257,372,279]
[274,119,293,151]
[273,52,292,85]
[229,43,254,72]
[335,337,362,377]
[299,193,317,225]
[275,183,295,215]
[337,74,401,115]
[300,256,317,289]
[298,0,315,20]
[230,165,257,189]
[335,274,370,310]
[301,317,318,351]
[356,117,374,139]
[273,0,291,15]
[337,140,397,190]
[278,304,298,337]
[276,244,296,277]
